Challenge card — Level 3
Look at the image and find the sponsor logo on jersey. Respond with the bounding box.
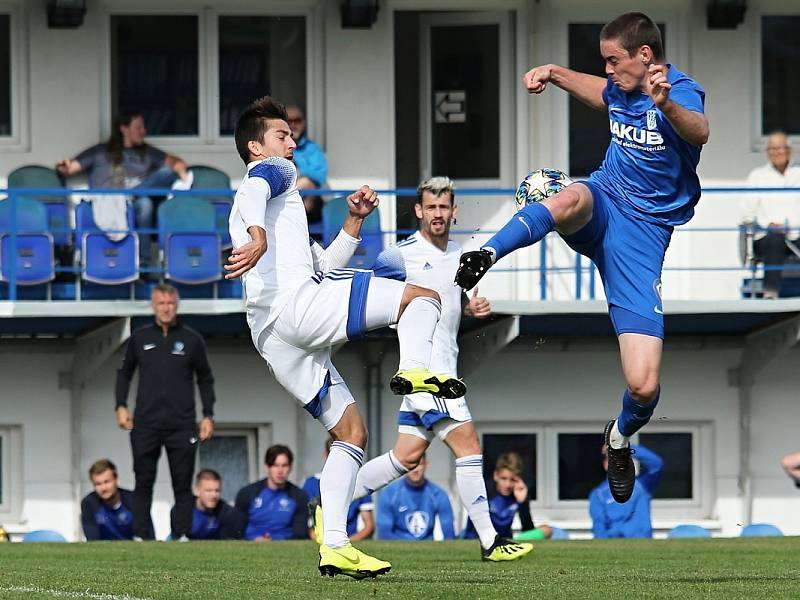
[423,262,433,270]
[405,511,431,538]
[143,343,156,351]
[609,119,664,147]
[171,341,185,355]
[646,109,658,130]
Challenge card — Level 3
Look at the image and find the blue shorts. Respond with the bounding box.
[561,181,673,338]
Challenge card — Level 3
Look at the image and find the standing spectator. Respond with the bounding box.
[56,110,193,265]
[235,445,309,541]
[304,438,375,541]
[172,469,244,540]
[376,456,455,541]
[463,452,552,541]
[81,459,136,541]
[741,131,800,298]
[115,283,216,540]
[286,104,328,226]
[781,451,800,489]
[589,444,663,539]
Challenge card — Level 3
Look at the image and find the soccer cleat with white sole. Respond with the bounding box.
[318,543,391,579]
[481,536,534,562]
[390,368,466,399]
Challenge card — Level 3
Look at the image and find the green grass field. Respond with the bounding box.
[1,538,799,599]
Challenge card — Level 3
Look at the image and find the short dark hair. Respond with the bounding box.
[195,469,221,485]
[89,458,117,480]
[234,96,289,164]
[600,12,664,62]
[265,444,293,467]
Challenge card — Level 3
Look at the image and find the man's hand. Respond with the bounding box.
[512,476,528,504]
[463,287,491,318]
[116,406,133,431]
[454,249,494,290]
[347,185,380,219]
[225,226,267,279]
[253,534,272,542]
[522,65,553,94]
[644,64,671,108]
[199,417,215,442]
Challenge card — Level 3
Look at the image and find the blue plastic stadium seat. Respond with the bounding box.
[22,529,67,543]
[740,523,783,537]
[550,527,570,540]
[217,278,243,299]
[0,196,55,286]
[8,165,71,247]
[667,524,711,539]
[189,165,233,249]
[158,197,221,285]
[322,196,382,269]
[75,201,138,294]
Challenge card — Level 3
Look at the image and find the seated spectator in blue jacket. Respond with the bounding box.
[235,445,309,541]
[376,455,455,541]
[589,444,664,539]
[463,452,552,541]
[171,469,244,540]
[286,104,328,226]
[81,459,136,541]
[303,438,374,541]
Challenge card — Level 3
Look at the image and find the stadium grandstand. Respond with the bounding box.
[0,2,799,595]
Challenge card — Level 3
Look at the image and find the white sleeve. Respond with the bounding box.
[236,176,271,231]
[311,229,361,272]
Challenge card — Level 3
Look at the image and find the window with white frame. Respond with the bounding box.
[107,12,307,141]
[557,431,606,501]
[197,428,258,501]
[482,433,538,501]
[639,431,693,500]
[761,16,800,135]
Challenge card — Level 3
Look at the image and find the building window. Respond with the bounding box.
[197,429,257,500]
[482,433,538,500]
[557,432,606,500]
[639,431,693,500]
[0,14,10,137]
[218,16,306,137]
[110,15,199,136]
[762,16,800,135]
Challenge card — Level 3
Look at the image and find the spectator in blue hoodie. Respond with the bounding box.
[589,443,663,538]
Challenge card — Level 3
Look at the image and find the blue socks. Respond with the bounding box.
[484,201,556,261]
[616,388,660,437]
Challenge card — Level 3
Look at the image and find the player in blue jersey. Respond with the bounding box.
[376,456,455,541]
[455,12,709,504]
[81,459,137,541]
[172,469,244,540]
[235,445,310,541]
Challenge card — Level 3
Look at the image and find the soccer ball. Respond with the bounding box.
[515,168,573,207]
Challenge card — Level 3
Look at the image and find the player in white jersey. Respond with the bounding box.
[349,177,533,562]
[225,97,467,579]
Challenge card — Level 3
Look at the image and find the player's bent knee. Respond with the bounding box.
[398,285,441,317]
[394,449,424,471]
[628,380,660,403]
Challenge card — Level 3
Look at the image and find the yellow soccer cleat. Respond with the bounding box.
[481,536,534,562]
[312,503,324,545]
[390,368,467,399]
[318,543,392,579]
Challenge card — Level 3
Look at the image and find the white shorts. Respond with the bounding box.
[253,270,405,429]
[397,391,473,443]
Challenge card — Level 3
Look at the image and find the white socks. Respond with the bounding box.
[320,441,364,548]
[397,296,441,370]
[609,420,630,450]
[352,450,408,501]
[455,455,497,549]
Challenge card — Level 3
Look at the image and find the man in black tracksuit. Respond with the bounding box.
[115,283,216,540]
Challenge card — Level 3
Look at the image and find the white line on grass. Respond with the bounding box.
[0,585,153,600]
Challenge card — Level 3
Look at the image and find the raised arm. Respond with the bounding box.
[645,65,709,147]
[781,451,800,487]
[523,64,607,111]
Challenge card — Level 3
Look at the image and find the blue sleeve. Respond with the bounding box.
[668,80,705,113]
[145,145,168,168]
[602,79,611,105]
[75,144,102,173]
[633,445,664,496]
[297,140,328,186]
[376,487,400,540]
[80,495,101,541]
[248,157,295,198]
[372,246,407,281]
[619,491,652,538]
[435,489,456,540]
[589,488,610,539]
[302,476,321,502]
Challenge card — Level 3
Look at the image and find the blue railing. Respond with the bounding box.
[0,185,797,302]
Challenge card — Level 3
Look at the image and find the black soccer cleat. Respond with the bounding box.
[604,419,635,504]
[454,249,494,290]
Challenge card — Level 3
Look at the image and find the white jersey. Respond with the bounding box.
[229,157,318,334]
[373,231,463,376]
[742,162,800,228]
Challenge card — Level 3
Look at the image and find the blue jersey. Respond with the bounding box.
[235,479,309,541]
[80,490,135,541]
[376,479,455,541]
[590,65,705,226]
[302,475,373,536]
[463,486,534,539]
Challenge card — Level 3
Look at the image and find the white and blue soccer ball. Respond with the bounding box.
[515,168,573,207]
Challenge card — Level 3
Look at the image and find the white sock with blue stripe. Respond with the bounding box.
[455,455,497,549]
[320,440,364,548]
[397,296,441,370]
[352,450,409,501]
